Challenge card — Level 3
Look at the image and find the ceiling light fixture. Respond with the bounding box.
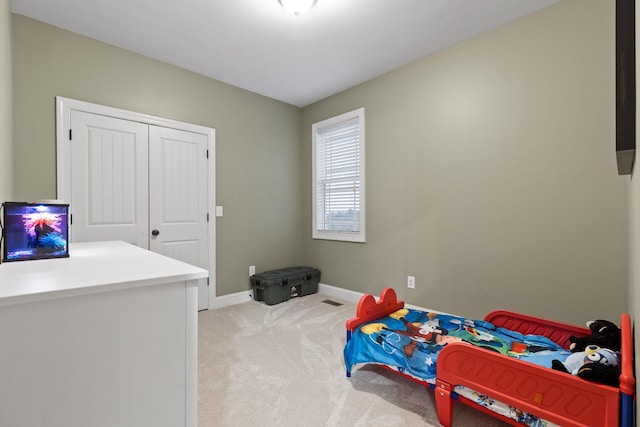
[277,0,317,16]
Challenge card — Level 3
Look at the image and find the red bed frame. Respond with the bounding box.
[345,288,635,427]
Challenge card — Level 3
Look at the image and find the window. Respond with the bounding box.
[312,108,365,242]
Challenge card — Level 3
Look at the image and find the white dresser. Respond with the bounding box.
[0,240,207,427]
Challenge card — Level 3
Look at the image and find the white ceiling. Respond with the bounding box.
[11,0,559,107]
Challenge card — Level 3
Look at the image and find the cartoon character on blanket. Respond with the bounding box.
[348,308,570,382]
[362,309,513,357]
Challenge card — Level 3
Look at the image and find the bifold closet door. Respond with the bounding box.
[69,112,210,310]
[70,110,150,248]
[149,125,209,309]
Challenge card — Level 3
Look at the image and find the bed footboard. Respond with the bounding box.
[435,343,619,427]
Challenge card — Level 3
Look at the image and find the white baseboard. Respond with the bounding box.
[207,290,253,309]
[207,282,364,310]
[318,284,432,311]
[206,283,427,312]
[317,283,364,304]
[209,283,438,312]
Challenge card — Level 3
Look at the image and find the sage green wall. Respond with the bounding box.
[11,14,305,296]
[630,1,640,405]
[301,0,627,324]
[0,0,12,202]
[630,160,638,406]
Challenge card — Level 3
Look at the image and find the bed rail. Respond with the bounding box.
[485,310,589,349]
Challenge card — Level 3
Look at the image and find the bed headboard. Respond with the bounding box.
[345,288,404,331]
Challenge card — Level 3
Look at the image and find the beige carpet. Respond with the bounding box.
[198,293,509,426]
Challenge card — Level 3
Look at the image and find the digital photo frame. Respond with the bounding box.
[1,201,70,262]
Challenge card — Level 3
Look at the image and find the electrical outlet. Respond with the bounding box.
[407,275,415,289]
[249,265,255,276]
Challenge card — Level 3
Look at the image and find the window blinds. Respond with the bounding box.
[315,116,361,233]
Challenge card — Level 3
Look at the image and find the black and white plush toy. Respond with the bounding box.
[551,319,622,387]
[551,345,620,387]
[567,319,621,353]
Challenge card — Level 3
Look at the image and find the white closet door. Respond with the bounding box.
[149,125,209,309]
[70,111,149,248]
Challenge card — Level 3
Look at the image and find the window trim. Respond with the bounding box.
[311,107,365,243]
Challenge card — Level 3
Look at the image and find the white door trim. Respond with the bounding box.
[56,96,217,310]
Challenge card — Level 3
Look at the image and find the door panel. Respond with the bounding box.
[70,111,149,248]
[162,241,200,267]
[149,126,209,309]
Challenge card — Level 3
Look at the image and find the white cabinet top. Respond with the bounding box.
[0,240,208,306]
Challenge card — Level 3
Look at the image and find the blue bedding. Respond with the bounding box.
[344,308,571,382]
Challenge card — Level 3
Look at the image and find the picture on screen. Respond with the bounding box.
[2,202,70,262]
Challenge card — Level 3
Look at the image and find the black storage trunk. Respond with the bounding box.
[250,266,320,305]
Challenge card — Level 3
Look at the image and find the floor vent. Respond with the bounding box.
[321,299,343,307]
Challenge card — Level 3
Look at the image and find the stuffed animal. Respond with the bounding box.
[568,319,621,352]
[551,345,620,387]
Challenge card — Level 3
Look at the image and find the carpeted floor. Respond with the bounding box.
[198,293,509,426]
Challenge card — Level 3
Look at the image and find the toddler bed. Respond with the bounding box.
[344,288,635,427]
